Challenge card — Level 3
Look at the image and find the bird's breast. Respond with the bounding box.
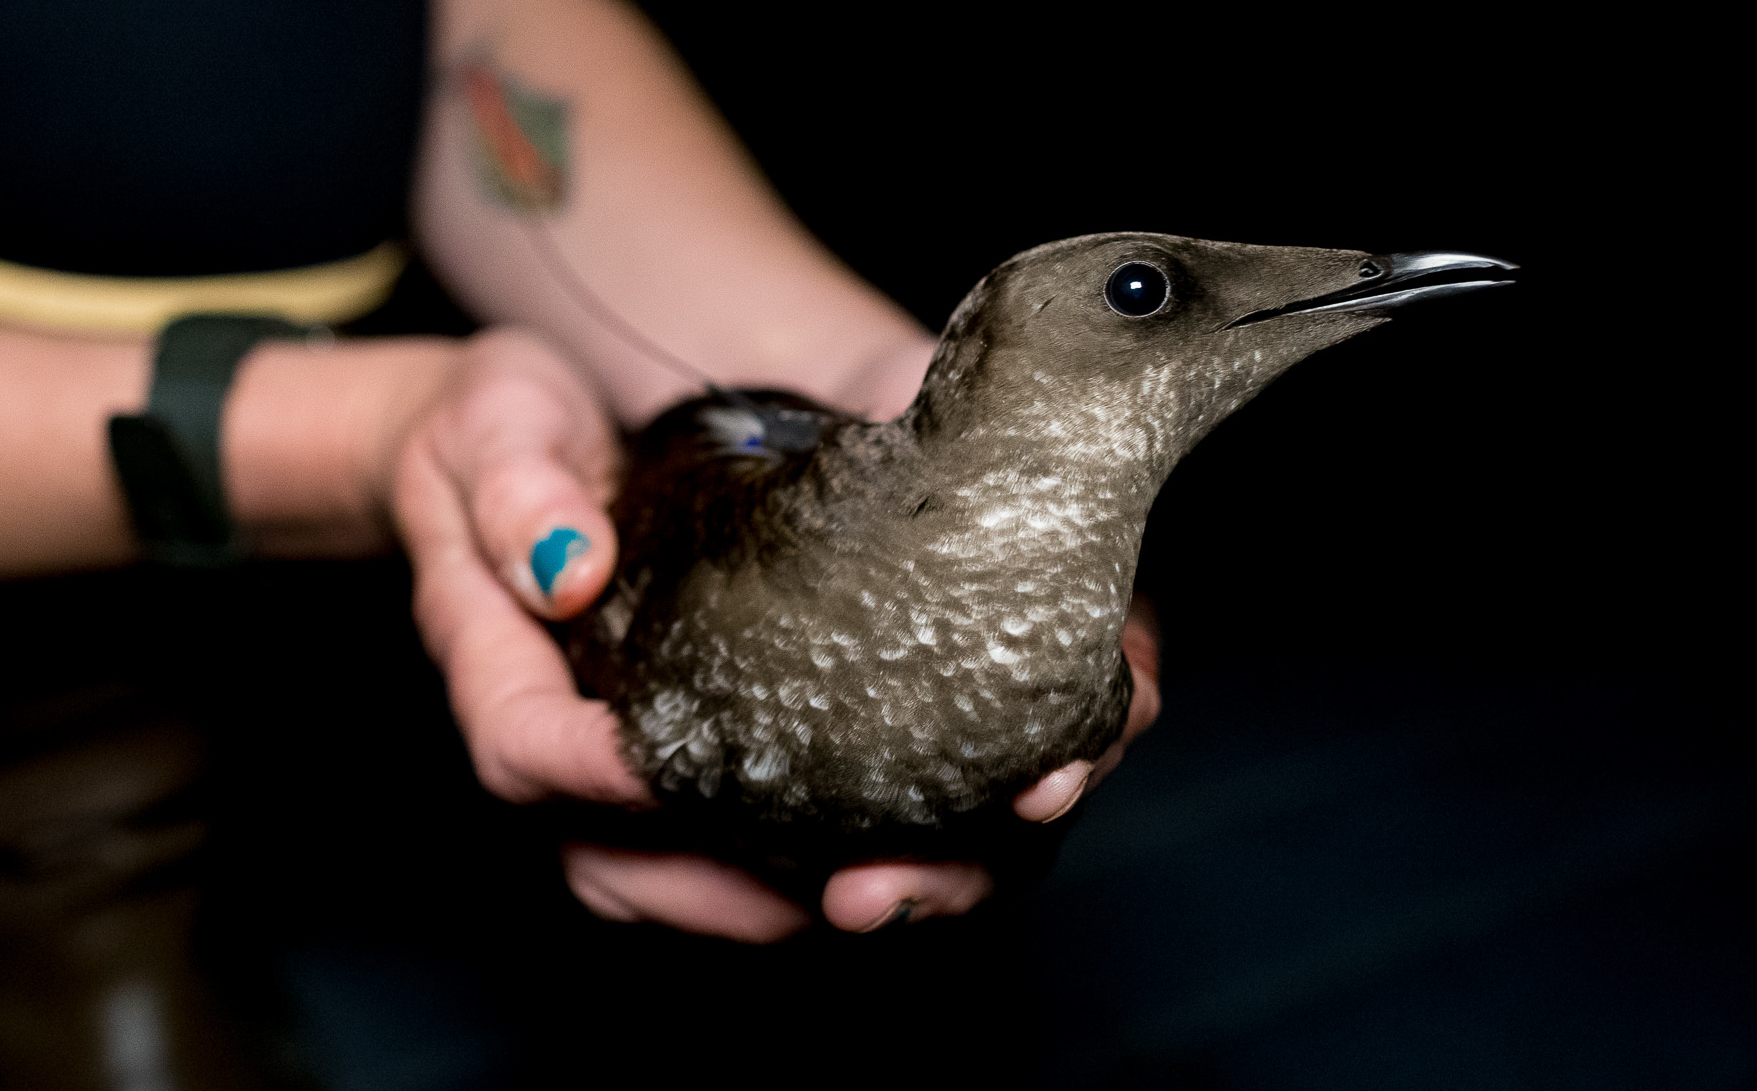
[613,523,1134,830]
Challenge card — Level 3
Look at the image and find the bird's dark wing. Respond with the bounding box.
[611,388,856,570]
[573,389,857,698]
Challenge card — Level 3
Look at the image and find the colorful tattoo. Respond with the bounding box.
[461,58,569,211]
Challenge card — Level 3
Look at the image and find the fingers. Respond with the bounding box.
[1014,594,1163,818]
[820,860,995,933]
[388,326,651,806]
[1091,632,1162,783]
[397,326,1163,937]
[396,427,650,808]
[1088,598,1164,783]
[562,843,812,943]
[1119,593,1162,746]
[1089,652,1160,785]
[563,850,1000,939]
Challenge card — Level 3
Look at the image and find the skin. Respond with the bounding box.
[0,0,1159,941]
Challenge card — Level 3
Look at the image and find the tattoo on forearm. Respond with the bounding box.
[454,51,716,393]
[460,56,570,211]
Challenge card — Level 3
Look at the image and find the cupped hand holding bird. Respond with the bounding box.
[391,326,1160,942]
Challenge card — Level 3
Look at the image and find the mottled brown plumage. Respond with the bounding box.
[568,233,1512,863]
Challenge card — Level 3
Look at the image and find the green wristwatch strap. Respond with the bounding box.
[108,314,311,567]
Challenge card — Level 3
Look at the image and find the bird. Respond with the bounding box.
[567,232,1514,866]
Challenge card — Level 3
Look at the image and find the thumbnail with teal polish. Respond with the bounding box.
[531,527,588,594]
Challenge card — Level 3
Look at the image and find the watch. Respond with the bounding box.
[108,314,311,566]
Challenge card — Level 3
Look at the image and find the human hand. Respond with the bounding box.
[390,327,1162,941]
[391,327,645,808]
[560,597,1162,941]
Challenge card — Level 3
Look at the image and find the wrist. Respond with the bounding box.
[224,335,465,556]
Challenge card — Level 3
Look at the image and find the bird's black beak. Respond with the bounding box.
[1225,251,1518,329]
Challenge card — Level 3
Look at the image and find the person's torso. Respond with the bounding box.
[0,0,427,276]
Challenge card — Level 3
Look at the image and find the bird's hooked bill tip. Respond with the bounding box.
[1224,250,1518,329]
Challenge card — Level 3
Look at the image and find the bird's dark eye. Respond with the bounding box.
[1359,260,1384,278]
[1105,262,1170,317]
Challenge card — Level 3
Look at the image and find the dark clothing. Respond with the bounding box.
[0,0,425,275]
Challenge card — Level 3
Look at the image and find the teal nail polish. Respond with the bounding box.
[531,527,589,594]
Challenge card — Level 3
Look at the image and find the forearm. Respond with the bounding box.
[0,327,146,574]
[0,323,460,577]
[417,0,934,426]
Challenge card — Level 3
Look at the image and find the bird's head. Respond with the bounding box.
[908,232,1514,477]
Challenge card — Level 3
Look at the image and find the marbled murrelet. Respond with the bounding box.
[569,233,1513,851]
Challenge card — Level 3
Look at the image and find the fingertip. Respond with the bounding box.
[1121,598,1163,745]
[561,845,812,943]
[1125,661,1162,740]
[526,517,610,614]
[507,506,618,620]
[1013,759,1093,822]
[464,451,617,619]
[821,861,994,933]
[565,866,640,923]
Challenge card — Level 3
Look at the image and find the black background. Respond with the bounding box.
[3,4,1746,1089]
[631,3,1740,680]
[606,6,1751,1086]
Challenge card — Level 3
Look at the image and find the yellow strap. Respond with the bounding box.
[0,242,406,335]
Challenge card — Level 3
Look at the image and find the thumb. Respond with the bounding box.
[427,327,625,620]
[466,450,620,619]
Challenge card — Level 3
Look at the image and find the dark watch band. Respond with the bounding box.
[108,314,311,567]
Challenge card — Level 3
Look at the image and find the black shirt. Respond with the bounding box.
[0,0,427,276]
